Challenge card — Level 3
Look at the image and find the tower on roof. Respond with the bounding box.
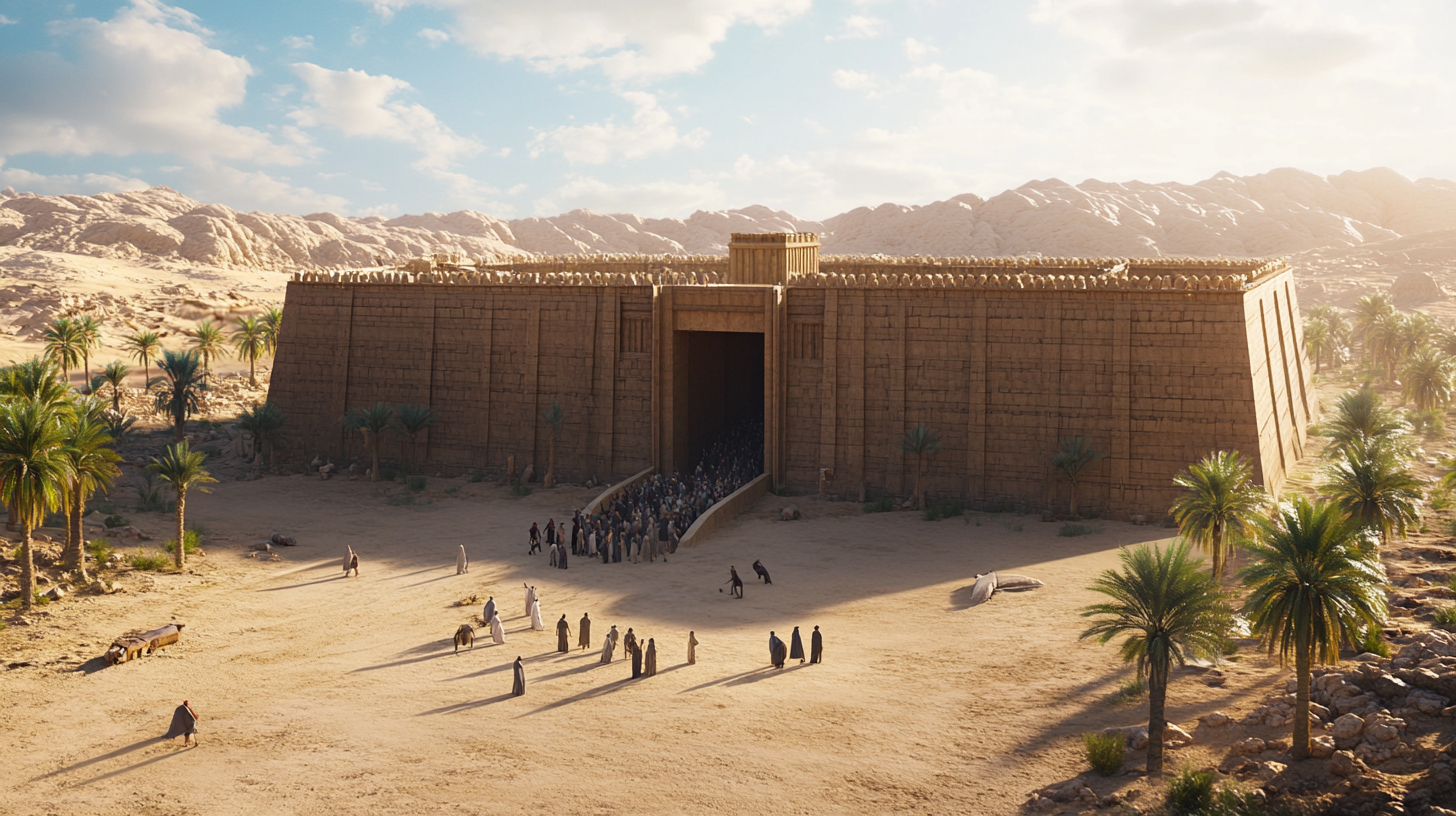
[727,232,819,285]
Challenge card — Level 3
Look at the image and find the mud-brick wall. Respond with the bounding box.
[268,282,654,481]
[781,268,1310,518]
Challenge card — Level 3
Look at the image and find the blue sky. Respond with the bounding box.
[0,0,1451,220]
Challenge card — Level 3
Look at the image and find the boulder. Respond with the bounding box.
[1372,672,1412,699]
[1390,270,1446,307]
[1332,713,1366,741]
[1330,750,1363,777]
[1232,737,1266,755]
[1311,735,1336,759]
[780,504,801,521]
[1256,761,1286,782]
[1199,711,1231,728]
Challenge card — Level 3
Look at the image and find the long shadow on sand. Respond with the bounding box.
[447,649,564,680]
[402,574,457,589]
[35,736,166,780]
[79,746,190,785]
[70,656,112,676]
[258,575,346,592]
[417,693,516,714]
[514,664,687,718]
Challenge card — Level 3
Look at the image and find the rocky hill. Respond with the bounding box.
[3,167,1456,269]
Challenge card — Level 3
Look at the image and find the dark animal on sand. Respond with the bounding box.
[752,559,772,584]
[454,624,475,653]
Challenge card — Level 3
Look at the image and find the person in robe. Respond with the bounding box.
[490,612,506,644]
[557,544,568,570]
[644,638,657,677]
[687,631,699,665]
[578,613,592,651]
[545,519,557,553]
[528,522,541,554]
[455,545,468,575]
[343,545,359,578]
[524,583,536,617]
[611,535,621,563]
[768,631,787,669]
[600,630,616,663]
[753,559,772,584]
[556,614,571,653]
[608,624,620,653]
[482,596,496,627]
[530,598,544,631]
[548,540,558,567]
[810,625,823,664]
[726,566,744,599]
[789,626,805,663]
[571,512,581,555]
[512,656,526,697]
[164,700,199,746]
[631,636,644,678]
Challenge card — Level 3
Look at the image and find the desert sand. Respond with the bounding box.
[0,470,1292,816]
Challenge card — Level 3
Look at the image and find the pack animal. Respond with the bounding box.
[454,624,475,653]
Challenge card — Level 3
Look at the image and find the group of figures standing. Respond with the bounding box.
[768,626,823,668]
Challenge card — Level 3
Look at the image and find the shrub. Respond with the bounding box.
[924,502,963,521]
[127,549,170,571]
[1082,731,1126,776]
[379,467,397,482]
[104,514,130,529]
[1166,767,1216,815]
[1058,523,1096,537]
[32,591,50,606]
[1357,626,1391,658]
[407,475,427,492]
[1113,676,1146,704]
[509,478,532,498]
[863,497,894,514]
[1435,605,1456,633]
[387,494,417,507]
[1205,785,1269,816]
[469,471,485,483]
[86,539,115,569]
[1409,409,1446,439]
[444,486,460,496]
[135,471,176,513]
[164,529,203,556]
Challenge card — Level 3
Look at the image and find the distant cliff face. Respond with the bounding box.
[3,167,1455,269]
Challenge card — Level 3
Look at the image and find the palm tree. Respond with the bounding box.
[189,319,227,374]
[1400,347,1455,411]
[900,423,942,510]
[99,360,129,414]
[147,441,217,570]
[1169,451,1266,579]
[60,411,121,581]
[124,330,162,386]
[261,306,283,355]
[1351,293,1395,351]
[237,402,285,470]
[1366,311,1405,381]
[392,403,437,473]
[0,357,71,407]
[0,400,73,610]
[1242,497,1388,760]
[76,315,102,387]
[541,399,564,488]
[42,317,84,387]
[1320,437,1422,545]
[152,350,207,441]
[1081,540,1232,775]
[1051,436,1106,518]
[344,402,394,481]
[1303,318,1329,374]
[1318,385,1410,457]
[231,316,268,387]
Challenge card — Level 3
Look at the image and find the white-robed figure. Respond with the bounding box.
[523,583,536,617]
[588,529,597,557]
[529,597,544,631]
[490,612,506,644]
[455,545,468,575]
[600,630,615,663]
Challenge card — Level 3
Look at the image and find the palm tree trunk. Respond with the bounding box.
[19,523,34,612]
[174,490,187,570]
[1147,663,1168,775]
[546,430,556,488]
[83,350,90,389]
[914,452,924,510]
[1213,522,1225,579]
[111,386,120,414]
[369,432,380,482]
[249,355,257,387]
[1293,626,1312,759]
[1068,479,1078,518]
[65,482,87,581]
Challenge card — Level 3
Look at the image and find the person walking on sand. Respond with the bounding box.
[524,583,536,617]
[556,614,571,653]
[164,700,199,747]
[687,631,699,665]
[545,518,557,554]
[490,611,506,644]
[512,656,526,697]
[726,566,744,599]
[790,626,805,664]
[557,543,568,570]
[482,596,496,627]
[600,628,616,663]
[631,635,644,679]
[343,546,359,578]
[528,522,541,554]
[530,597,544,631]
[578,612,592,651]
[769,631,787,669]
[623,628,638,661]
[548,539,558,567]
[456,544,468,575]
[810,625,823,664]
[644,638,657,677]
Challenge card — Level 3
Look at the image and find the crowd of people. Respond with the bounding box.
[531,419,765,566]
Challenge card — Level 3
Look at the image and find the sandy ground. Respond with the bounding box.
[0,470,1304,816]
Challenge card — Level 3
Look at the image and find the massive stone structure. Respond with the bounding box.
[268,234,1311,519]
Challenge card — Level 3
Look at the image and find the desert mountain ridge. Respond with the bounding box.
[4,167,1456,270]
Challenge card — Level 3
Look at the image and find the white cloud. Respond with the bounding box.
[0,15,17,25]
[282,35,314,50]
[364,0,811,81]
[903,37,939,61]
[289,62,492,204]
[831,69,882,93]
[0,160,150,195]
[417,28,450,46]
[0,0,299,165]
[186,165,352,214]
[826,15,886,41]
[529,91,707,164]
